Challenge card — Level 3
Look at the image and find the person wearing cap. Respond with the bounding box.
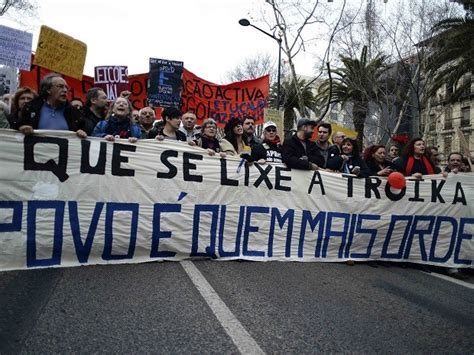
[220,117,250,156]
[148,107,187,141]
[251,121,282,164]
[281,118,324,170]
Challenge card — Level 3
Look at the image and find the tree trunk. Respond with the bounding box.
[352,103,368,151]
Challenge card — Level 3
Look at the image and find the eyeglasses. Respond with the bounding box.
[265,128,277,132]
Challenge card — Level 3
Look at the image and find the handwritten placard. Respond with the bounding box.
[33,26,87,80]
[94,66,129,100]
[0,25,33,70]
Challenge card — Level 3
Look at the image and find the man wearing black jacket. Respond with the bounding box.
[81,88,108,135]
[315,122,340,167]
[14,73,86,138]
[251,121,282,163]
[281,118,324,170]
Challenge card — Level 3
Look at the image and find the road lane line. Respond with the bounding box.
[426,272,474,290]
[180,261,265,355]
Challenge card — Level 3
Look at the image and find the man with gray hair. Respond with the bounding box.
[179,111,201,141]
[138,106,156,138]
[13,73,86,137]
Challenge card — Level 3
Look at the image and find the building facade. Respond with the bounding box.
[422,75,473,162]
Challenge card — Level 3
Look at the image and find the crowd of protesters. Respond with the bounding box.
[1,73,472,176]
[1,73,472,277]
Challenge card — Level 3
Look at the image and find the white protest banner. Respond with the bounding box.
[0,129,472,271]
[0,25,33,70]
[94,66,129,100]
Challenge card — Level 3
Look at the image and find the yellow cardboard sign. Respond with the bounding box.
[264,108,284,137]
[34,26,87,80]
[329,123,357,142]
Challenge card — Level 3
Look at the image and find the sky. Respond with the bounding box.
[2,0,320,84]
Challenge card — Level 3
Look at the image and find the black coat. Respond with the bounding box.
[148,126,187,141]
[14,97,85,132]
[366,159,397,176]
[394,156,441,176]
[327,155,371,177]
[251,140,283,163]
[81,106,105,135]
[315,142,341,168]
[281,134,325,170]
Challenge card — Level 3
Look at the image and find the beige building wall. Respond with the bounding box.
[422,78,472,163]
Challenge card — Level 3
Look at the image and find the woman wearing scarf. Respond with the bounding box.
[251,121,282,164]
[395,138,440,179]
[363,144,397,176]
[92,97,141,142]
[192,118,226,157]
[220,117,250,156]
[327,138,370,177]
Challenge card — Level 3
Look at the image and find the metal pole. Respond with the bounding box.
[239,19,282,110]
[277,38,282,110]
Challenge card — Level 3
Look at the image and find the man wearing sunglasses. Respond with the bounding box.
[251,121,282,164]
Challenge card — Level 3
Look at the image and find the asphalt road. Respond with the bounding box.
[0,261,472,354]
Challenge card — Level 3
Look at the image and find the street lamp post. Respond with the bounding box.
[238,18,282,109]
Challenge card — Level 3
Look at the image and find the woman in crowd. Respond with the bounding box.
[395,138,440,178]
[219,117,250,156]
[92,97,141,142]
[192,118,225,156]
[363,144,397,176]
[327,137,370,177]
[387,144,400,162]
[7,87,38,127]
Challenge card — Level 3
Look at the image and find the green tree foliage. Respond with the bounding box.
[269,78,316,133]
[424,2,473,103]
[316,46,387,149]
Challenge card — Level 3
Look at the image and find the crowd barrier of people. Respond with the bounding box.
[0,73,472,278]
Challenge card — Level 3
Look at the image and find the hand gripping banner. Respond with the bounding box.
[0,129,472,271]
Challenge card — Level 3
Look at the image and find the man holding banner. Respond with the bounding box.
[14,73,87,138]
[282,118,324,170]
[82,88,108,135]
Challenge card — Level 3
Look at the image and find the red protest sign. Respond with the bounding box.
[181,69,269,127]
[94,66,129,100]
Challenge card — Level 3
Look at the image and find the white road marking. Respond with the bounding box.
[180,260,265,355]
[426,272,474,290]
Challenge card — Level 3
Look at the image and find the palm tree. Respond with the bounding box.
[269,78,316,133]
[424,2,473,102]
[316,46,387,149]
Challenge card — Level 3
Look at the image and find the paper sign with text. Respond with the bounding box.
[0,25,33,70]
[148,58,184,107]
[94,66,129,100]
[33,26,87,80]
